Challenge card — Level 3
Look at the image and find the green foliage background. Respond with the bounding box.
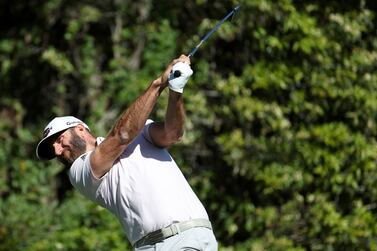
[1,0,377,250]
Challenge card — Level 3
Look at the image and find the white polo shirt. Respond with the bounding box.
[68,120,209,245]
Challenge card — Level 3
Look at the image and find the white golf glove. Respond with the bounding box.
[168,62,193,93]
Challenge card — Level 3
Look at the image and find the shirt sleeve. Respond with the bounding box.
[69,151,104,202]
[142,119,154,144]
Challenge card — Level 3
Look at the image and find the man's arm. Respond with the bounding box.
[89,55,188,178]
[148,55,192,148]
[148,90,185,148]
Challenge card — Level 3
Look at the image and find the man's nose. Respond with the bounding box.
[53,142,63,156]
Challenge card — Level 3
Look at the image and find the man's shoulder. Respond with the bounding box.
[70,136,104,170]
[80,152,89,161]
[73,152,90,165]
[69,152,92,178]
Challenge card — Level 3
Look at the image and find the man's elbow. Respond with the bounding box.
[168,132,183,145]
[171,133,183,144]
[173,129,184,142]
[110,124,137,146]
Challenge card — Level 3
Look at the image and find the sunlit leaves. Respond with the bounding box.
[41,47,74,74]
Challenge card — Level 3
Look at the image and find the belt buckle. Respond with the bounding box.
[169,222,181,236]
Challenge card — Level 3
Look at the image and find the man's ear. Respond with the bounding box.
[75,124,86,135]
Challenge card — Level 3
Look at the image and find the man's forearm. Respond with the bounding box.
[111,78,165,145]
[164,90,185,141]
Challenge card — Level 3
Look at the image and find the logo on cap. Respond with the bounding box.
[43,127,52,137]
[66,121,80,126]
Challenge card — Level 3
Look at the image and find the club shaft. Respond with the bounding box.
[188,5,240,58]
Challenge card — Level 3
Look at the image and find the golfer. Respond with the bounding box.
[36,55,218,250]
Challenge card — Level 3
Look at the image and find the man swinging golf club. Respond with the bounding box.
[36,55,218,250]
[36,5,241,249]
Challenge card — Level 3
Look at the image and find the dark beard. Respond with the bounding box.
[57,129,87,167]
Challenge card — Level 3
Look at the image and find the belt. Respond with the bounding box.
[134,218,212,248]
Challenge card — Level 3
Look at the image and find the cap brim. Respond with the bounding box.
[36,131,63,160]
[36,137,55,160]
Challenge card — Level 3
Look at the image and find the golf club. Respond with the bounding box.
[171,5,241,78]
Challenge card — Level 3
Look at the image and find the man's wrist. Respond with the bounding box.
[169,88,184,96]
[151,77,168,90]
[169,86,184,93]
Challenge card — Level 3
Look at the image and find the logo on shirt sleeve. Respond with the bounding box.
[80,153,88,161]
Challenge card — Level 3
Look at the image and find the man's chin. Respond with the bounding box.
[57,156,74,167]
[58,149,87,167]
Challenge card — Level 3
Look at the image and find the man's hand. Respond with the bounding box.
[168,62,193,93]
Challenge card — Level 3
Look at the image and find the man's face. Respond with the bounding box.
[53,127,87,167]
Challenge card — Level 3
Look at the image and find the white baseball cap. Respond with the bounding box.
[36,116,90,160]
